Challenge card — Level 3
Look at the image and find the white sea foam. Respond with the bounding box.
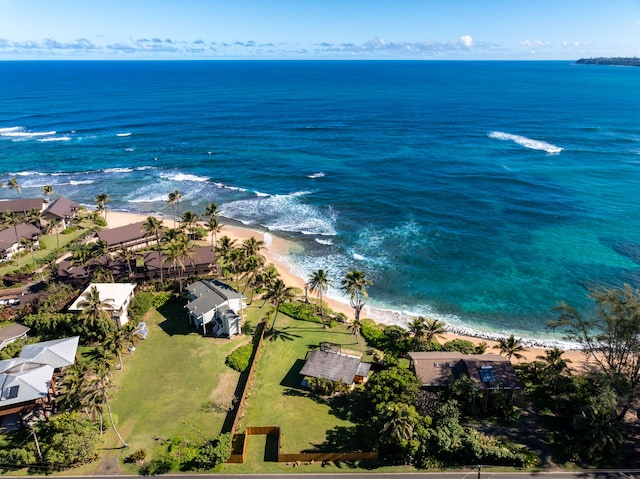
[162,173,210,182]
[220,194,337,236]
[135,166,157,171]
[489,131,562,154]
[124,147,135,152]
[0,126,23,134]
[38,136,71,142]
[254,191,270,197]
[69,179,95,185]
[307,172,325,179]
[104,167,134,173]
[353,253,366,261]
[116,132,132,137]
[315,238,333,245]
[127,194,168,203]
[2,129,56,138]
[213,182,247,192]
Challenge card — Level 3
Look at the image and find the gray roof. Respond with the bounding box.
[43,197,79,219]
[185,279,243,316]
[19,336,79,369]
[299,350,371,385]
[0,336,79,409]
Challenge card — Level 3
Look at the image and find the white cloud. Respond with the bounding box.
[562,40,590,47]
[517,40,552,48]
[460,35,474,47]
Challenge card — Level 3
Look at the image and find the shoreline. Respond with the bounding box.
[105,209,589,368]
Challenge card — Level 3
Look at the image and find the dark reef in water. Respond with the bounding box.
[576,57,640,67]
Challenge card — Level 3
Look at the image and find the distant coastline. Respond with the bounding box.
[576,57,640,67]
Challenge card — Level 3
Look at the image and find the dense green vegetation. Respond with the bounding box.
[577,57,640,66]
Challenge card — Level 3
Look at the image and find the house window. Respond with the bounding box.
[1,385,19,400]
[479,365,497,383]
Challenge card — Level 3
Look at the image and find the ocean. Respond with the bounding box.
[1,60,639,346]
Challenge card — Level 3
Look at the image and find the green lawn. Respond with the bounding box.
[237,312,369,454]
[103,300,247,471]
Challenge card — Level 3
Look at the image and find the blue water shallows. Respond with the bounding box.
[1,60,640,344]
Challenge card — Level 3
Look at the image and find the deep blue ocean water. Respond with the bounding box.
[1,60,640,344]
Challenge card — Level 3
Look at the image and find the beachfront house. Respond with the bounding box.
[0,324,30,350]
[299,343,371,389]
[185,279,244,338]
[408,351,521,412]
[42,197,80,230]
[0,336,79,425]
[96,220,160,251]
[0,199,45,217]
[0,223,41,261]
[68,283,137,329]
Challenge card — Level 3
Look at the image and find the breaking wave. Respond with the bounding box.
[489,131,562,154]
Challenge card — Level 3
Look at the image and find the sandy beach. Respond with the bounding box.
[106,209,589,368]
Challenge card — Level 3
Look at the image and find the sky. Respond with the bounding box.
[1,0,640,60]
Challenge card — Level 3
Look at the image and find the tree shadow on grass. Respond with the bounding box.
[266,327,302,342]
[305,425,368,453]
[157,301,193,336]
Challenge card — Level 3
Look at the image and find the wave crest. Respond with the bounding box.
[489,131,562,154]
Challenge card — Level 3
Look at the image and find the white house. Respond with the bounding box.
[185,279,244,338]
[69,283,137,329]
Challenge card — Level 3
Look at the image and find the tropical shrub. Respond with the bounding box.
[225,343,253,372]
[277,300,322,323]
[129,291,154,322]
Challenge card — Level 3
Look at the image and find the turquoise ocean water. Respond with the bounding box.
[1,60,639,344]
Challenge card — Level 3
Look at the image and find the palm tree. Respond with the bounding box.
[7,177,26,216]
[423,318,446,344]
[494,334,527,360]
[254,264,279,306]
[42,184,53,203]
[142,216,164,283]
[537,346,572,373]
[204,202,218,219]
[180,210,199,238]
[167,190,182,228]
[241,236,265,258]
[205,215,222,248]
[263,278,295,332]
[407,316,428,349]
[116,247,135,278]
[77,286,116,341]
[309,269,331,328]
[341,269,372,343]
[242,253,265,295]
[163,237,193,291]
[103,328,132,370]
[3,211,23,266]
[56,362,91,412]
[20,236,37,266]
[380,402,417,445]
[214,235,237,280]
[95,193,109,220]
[88,364,128,447]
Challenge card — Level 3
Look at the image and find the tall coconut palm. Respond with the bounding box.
[241,236,265,258]
[407,316,428,349]
[494,334,527,361]
[142,216,164,283]
[95,193,109,220]
[263,278,295,332]
[254,264,279,306]
[214,235,237,279]
[7,177,26,216]
[87,364,128,447]
[2,211,21,265]
[116,247,135,278]
[309,269,331,328]
[205,215,222,248]
[42,184,53,203]
[167,190,182,228]
[20,236,37,266]
[341,269,372,343]
[103,328,131,370]
[242,254,265,295]
[56,362,91,412]
[77,286,116,341]
[204,202,218,219]
[163,236,193,291]
[180,210,199,238]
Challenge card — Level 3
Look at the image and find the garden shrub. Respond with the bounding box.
[129,291,154,322]
[225,343,253,372]
[152,291,174,308]
[278,300,322,323]
[443,339,477,354]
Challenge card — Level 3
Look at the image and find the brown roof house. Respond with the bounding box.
[96,220,160,251]
[408,352,521,412]
[0,198,45,216]
[42,197,79,229]
[299,344,371,389]
[0,223,40,261]
[0,324,30,350]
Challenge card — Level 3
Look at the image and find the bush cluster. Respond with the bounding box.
[225,343,253,372]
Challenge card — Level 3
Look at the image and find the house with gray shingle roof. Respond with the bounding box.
[185,279,244,337]
[299,346,371,388]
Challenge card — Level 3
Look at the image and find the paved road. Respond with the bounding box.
[15,470,639,479]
